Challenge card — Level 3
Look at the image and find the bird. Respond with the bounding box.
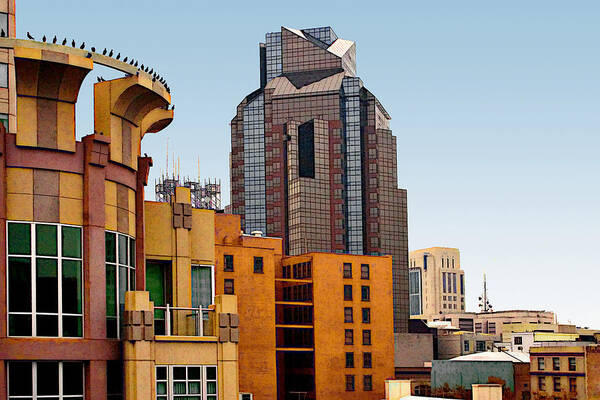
[80,42,85,49]
[97,76,102,82]
[91,46,96,52]
[0,29,5,37]
[52,35,57,44]
[116,53,120,60]
[149,68,153,74]
[123,56,128,63]
[27,32,34,40]
[171,104,175,111]
[144,66,149,73]
[62,38,67,45]
[144,153,148,157]
[71,39,75,47]
[102,48,107,55]
[134,61,138,67]
[108,49,113,57]
[86,52,92,58]
[42,35,46,42]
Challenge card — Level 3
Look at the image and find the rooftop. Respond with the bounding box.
[450,351,530,363]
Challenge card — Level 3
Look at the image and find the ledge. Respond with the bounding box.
[154,335,218,343]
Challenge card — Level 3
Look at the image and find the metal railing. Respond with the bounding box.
[154,305,215,337]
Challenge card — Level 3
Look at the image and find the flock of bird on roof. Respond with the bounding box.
[0,28,172,96]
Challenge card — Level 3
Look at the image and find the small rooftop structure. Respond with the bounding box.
[451,351,530,363]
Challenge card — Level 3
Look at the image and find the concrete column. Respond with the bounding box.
[215,295,239,400]
[87,361,107,400]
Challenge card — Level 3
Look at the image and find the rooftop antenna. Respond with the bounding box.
[478,273,493,313]
[166,139,169,177]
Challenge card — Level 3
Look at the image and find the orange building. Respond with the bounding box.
[213,213,395,400]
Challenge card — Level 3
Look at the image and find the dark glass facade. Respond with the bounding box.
[231,26,409,332]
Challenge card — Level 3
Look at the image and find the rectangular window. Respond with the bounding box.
[253,256,263,273]
[442,272,446,293]
[8,361,84,400]
[343,263,352,278]
[553,377,561,392]
[105,231,135,339]
[146,261,173,335]
[361,286,370,302]
[107,361,124,400]
[460,274,464,295]
[7,222,83,338]
[362,308,370,324]
[362,329,371,345]
[464,340,470,352]
[344,307,353,323]
[345,352,354,368]
[363,375,373,391]
[514,336,523,345]
[476,341,486,352]
[569,357,576,371]
[538,357,545,370]
[569,377,577,393]
[553,357,560,371]
[409,268,422,316]
[344,285,353,301]
[155,365,217,400]
[452,273,457,293]
[0,62,8,88]
[224,279,234,295]
[345,329,354,345]
[363,352,372,368]
[298,120,315,178]
[345,375,355,391]
[361,264,369,279]
[192,265,214,307]
[224,254,234,271]
[538,376,546,391]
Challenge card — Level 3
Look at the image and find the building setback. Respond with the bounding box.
[231,26,409,332]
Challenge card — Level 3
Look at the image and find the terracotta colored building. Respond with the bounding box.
[230,26,409,333]
[213,213,395,400]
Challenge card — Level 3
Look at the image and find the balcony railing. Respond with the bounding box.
[154,305,215,337]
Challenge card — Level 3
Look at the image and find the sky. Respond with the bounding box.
[18,1,600,327]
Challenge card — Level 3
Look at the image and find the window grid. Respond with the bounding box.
[156,365,217,400]
[105,231,135,339]
[7,361,84,400]
[7,222,83,338]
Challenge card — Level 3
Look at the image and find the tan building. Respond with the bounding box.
[409,247,465,318]
[436,329,499,360]
[438,310,556,335]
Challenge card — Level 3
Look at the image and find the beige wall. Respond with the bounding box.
[394,333,433,368]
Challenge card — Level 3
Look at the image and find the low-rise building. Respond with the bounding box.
[428,310,556,335]
[437,329,499,360]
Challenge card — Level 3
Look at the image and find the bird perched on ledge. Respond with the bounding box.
[0,29,5,37]
[52,35,57,44]
[26,32,34,40]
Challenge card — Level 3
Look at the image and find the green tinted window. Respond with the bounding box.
[118,235,127,264]
[62,227,81,258]
[8,223,30,255]
[106,264,117,317]
[36,224,57,256]
[62,260,82,314]
[129,238,136,266]
[105,232,116,263]
[8,257,31,312]
[36,258,58,313]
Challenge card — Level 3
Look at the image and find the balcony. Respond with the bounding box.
[154,305,216,339]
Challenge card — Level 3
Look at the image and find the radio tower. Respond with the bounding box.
[478,273,493,313]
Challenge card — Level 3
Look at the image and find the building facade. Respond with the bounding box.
[409,247,465,318]
[230,26,409,332]
[436,310,556,335]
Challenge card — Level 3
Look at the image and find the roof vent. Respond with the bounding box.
[251,230,263,237]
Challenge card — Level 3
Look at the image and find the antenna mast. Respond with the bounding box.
[478,273,493,313]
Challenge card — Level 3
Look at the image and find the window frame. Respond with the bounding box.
[344,329,354,345]
[224,279,235,295]
[343,263,352,279]
[345,352,354,368]
[105,230,136,339]
[344,285,353,301]
[344,307,353,323]
[223,254,234,272]
[253,256,263,274]
[360,264,369,280]
[553,377,561,392]
[538,357,545,370]
[345,374,355,391]
[361,308,370,324]
[538,376,546,391]
[6,221,84,338]
[363,375,373,391]
[361,285,370,302]
[362,329,371,345]
[363,352,372,368]
[191,264,215,308]
[568,357,576,372]
[7,361,85,399]
[553,357,560,371]
[155,364,218,400]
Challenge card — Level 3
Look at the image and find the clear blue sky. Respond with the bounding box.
[19,1,600,327]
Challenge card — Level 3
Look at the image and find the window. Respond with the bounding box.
[363,352,372,368]
[452,273,457,293]
[361,264,369,279]
[0,62,7,88]
[107,361,124,400]
[147,261,172,335]
[192,265,214,307]
[553,377,561,392]
[569,377,577,393]
[361,286,370,302]
[362,330,371,345]
[7,222,83,338]
[363,375,373,391]
[553,357,560,371]
[538,357,545,370]
[476,341,486,352]
[442,272,446,292]
[344,307,353,323]
[253,256,263,273]
[0,112,8,131]
[460,274,464,295]
[488,322,496,334]
[105,231,135,338]
[8,361,84,400]
[514,336,523,345]
[409,268,422,316]
[345,375,355,391]
[343,263,352,278]
[224,279,234,295]
[568,357,576,371]
[298,120,315,178]
[464,340,470,352]
[362,308,370,324]
[538,376,546,391]
[345,329,354,345]
[344,285,353,301]
[156,365,217,400]
[224,255,234,271]
[345,352,354,368]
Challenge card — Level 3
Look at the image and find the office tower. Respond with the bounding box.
[231,26,409,332]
